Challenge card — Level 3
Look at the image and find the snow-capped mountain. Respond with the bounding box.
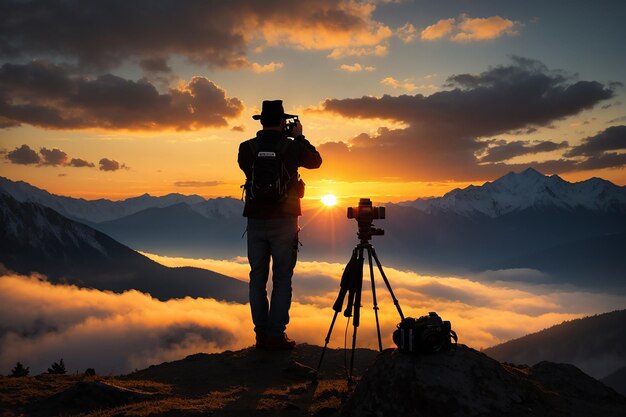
[0,176,241,223]
[402,168,626,218]
[0,192,247,302]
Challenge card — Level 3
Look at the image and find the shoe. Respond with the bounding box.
[264,333,296,350]
[255,332,267,349]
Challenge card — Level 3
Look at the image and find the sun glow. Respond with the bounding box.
[321,194,337,206]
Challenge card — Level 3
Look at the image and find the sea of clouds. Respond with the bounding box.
[2,254,625,375]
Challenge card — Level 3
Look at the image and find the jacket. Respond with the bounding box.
[238,129,322,218]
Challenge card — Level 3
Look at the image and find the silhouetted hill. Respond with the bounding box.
[345,345,626,417]
[0,192,247,302]
[602,366,626,396]
[2,344,624,416]
[483,310,626,380]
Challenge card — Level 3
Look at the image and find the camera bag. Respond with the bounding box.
[392,312,458,354]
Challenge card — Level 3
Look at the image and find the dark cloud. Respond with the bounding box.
[319,58,616,181]
[174,181,223,187]
[6,144,40,165]
[139,57,171,74]
[99,158,127,171]
[40,147,68,166]
[69,158,95,168]
[565,125,626,157]
[0,0,390,70]
[5,143,96,168]
[0,60,244,130]
[479,140,569,163]
[231,125,245,132]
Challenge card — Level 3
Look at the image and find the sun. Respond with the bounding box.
[321,194,337,206]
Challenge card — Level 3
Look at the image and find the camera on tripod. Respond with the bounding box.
[347,198,385,240]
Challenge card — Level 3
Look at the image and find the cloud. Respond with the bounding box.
[174,181,223,188]
[0,0,392,70]
[250,62,284,73]
[6,144,40,165]
[69,158,95,168]
[380,77,418,92]
[40,147,68,166]
[139,57,172,74]
[99,158,128,171]
[565,125,626,157]
[328,45,388,59]
[317,57,615,181]
[5,143,96,168]
[420,15,521,42]
[396,23,417,43]
[3,256,622,376]
[340,63,376,72]
[0,60,244,130]
[420,18,455,41]
[479,140,569,163]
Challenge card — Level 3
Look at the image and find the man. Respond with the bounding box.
[238,100,322,350]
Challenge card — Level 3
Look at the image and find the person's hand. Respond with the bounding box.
[292,120,303,138]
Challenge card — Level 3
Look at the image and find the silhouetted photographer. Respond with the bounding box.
[238,100,322,350]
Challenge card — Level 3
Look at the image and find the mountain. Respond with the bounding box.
[0,192,247,302]
[603,367,626,396]
[3,344,624,417]
[401,167,626,218]
[3,170,626,291]
[483,310,626,380]
[0,176,208,223]
[95,202,247,259]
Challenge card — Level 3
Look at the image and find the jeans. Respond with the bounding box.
[246,217,299,336]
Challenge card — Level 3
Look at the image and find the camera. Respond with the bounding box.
[347,198,385,241]
[347,198,385,223]
[283,115,299,136]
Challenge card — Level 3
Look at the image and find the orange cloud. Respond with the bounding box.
[250,61,284,73]
[396,23,417,43]
[420,18,455,41]
[420,15,521,42]
[2,258,624,377]
[380,77,418,92]
[339,63,376,72]
[328,44,388,59]
[452,15,521,42]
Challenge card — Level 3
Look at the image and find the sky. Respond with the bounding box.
[1,0,625,202]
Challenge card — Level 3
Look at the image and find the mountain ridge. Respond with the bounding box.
[401,167,626,218]
[0,192,247,302]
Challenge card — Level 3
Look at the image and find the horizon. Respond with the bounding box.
[1,166,623,204]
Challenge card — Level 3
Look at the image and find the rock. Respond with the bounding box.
[342,345,626,417]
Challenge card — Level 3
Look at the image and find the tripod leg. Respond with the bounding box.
[349,320,358,384]
[317,310,340,374]
[348,246,365,383]
[366,247,383,352]
[371,247,405,320]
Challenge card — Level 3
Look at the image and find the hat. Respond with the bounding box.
[252,100,296,120]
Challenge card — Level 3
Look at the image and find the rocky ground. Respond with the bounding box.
[1,343,624,417]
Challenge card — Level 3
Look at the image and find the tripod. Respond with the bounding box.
[316,221,405,383]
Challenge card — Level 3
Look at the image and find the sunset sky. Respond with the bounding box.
[1,0,625,202]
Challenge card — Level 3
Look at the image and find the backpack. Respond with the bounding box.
[245,138,292,203]
[393,312,458,354]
